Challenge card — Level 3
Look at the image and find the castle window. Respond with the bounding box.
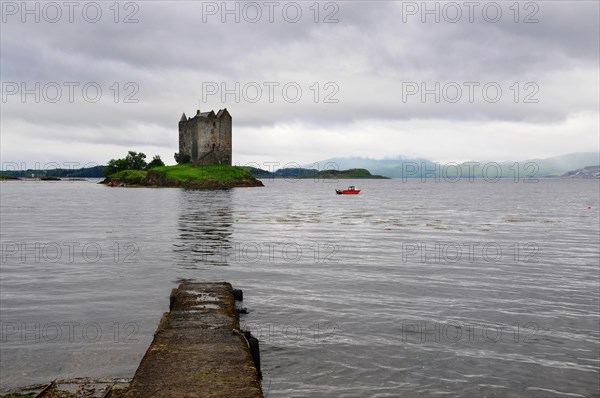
[212,122,216,128]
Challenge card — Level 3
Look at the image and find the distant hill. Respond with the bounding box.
[520,153,600,176]
[560,165,600,179]
[307,156,433,172]
[241,167,388,179]
[273,168,319,178]
[306,156,437,179]
[310,153,600,179]
[0,165,106,178]
[240,167,318,178]
[303,168,388,179]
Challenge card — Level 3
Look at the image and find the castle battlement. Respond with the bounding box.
[179,108,232,166]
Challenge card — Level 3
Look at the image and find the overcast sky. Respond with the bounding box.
[1,0,598,168]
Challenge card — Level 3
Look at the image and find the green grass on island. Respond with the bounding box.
[109,169,149,180]
[106,164,263,188]
[151,164,254,182]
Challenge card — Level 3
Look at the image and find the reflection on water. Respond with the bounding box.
[174,189,234,268]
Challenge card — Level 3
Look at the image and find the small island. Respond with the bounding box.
[102,108,263,189]
[103,164,263,189]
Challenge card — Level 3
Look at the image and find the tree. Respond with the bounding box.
[104,151,148,176]
[104,157,128,176]
[125,151,147,170]
[146,155,165,169]
[174,152,191,164]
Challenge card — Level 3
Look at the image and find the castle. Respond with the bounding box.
[179,108,232,166]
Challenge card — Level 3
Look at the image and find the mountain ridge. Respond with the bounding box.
[307,152,600,178]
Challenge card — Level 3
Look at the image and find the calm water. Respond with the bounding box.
[1,178,599,397]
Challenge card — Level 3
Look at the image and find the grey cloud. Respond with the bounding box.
[1,0,598,164]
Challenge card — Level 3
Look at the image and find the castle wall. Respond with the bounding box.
[178,118,196,161]
[217,112,232,165]
[178,109,232,166]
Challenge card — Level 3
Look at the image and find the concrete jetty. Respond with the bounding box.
[125,282,263,398]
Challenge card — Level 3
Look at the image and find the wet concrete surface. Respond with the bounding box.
[124,282,263,398]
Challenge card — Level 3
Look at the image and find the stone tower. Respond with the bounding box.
[178,108,232,166]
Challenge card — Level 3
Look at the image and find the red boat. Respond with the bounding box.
[336,186,361,195]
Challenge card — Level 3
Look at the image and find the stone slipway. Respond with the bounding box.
[125,282,263,398]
